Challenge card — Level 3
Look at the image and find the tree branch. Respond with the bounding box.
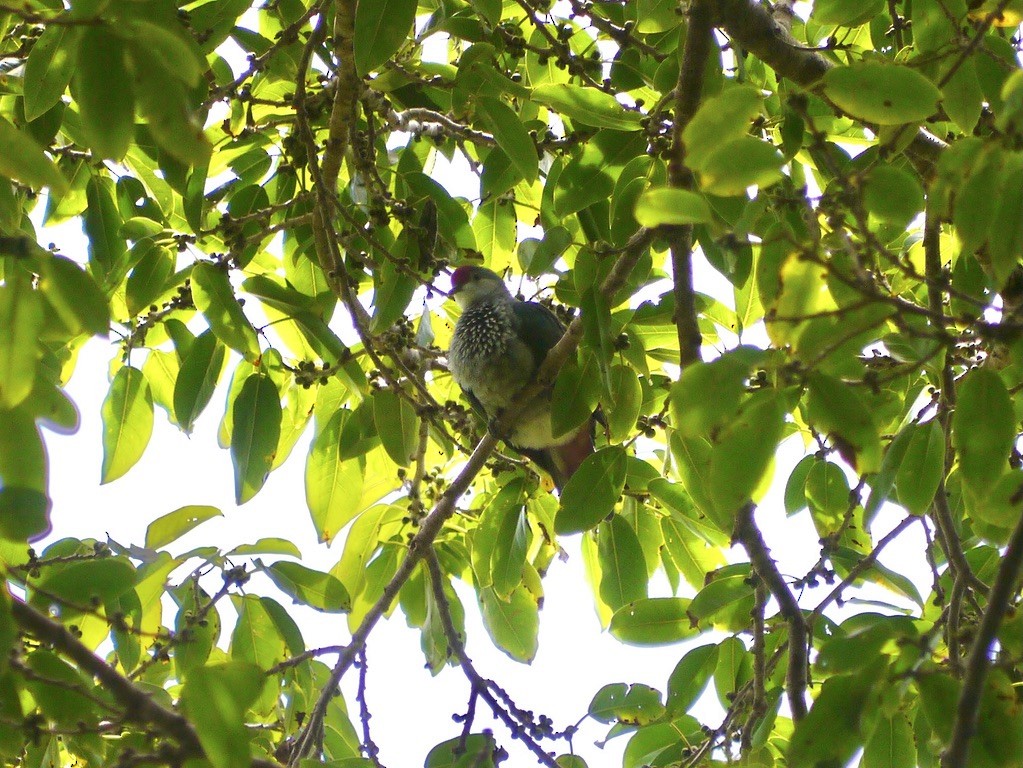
[732,504,808,721]
[424,551,562,767]
[9,597,205,757]
[667,0,711,368]
[942,499,1023,767]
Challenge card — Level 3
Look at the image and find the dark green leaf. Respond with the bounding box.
[173,330,227,434]
[0,280,43,409]
[231,374,281,504]
[556,446,628,534]
[476,97,538,183]
[372,388,420,467]
[75,26,134,160]
[354,0,417,75]
[895,420,944,515]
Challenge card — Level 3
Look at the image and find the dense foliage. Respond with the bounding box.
[2,0,1023,765]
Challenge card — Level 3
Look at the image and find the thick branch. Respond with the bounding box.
[667,0,711,368]
[942,503,1023,768]
[10,597,204,756]
[733,504,808,721]
[706,0,945,175]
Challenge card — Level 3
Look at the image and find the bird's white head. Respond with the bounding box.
[449,265,509,309]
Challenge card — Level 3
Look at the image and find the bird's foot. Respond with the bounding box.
[487,413,510,441]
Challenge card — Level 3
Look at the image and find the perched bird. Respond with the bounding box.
[447,265,595,490]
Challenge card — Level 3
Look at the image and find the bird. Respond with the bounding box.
[447,264,596,491]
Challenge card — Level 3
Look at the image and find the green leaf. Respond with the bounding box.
[191,262,261,360]
[588,682,665,726]
[555,130,644,217]
[39,254,110,337]
[688,565,755,629]
[476,97,538,183]
[660,514,726,589]
[806,372,882,473]
[709,390,785,519]
[597,515,648,611]
[306,410,365,543]
[126,243,174,317]
[229,594,286,669]
[805,459,851,537]
[145,504,222,549]
[609,597,696,646]
[173,330,227,434]
[333,504,403,599]
[25,651,96,726]
[952,367,1014,492]
[491,490,530,599]
[683,85,763,162]
[864,165,924,227]
[100,366,154,483]
[74,26,134,160]
[666,644,719,715]
[671,350,760,438]
[425,733,499,768]
[0,280,43,409]
[231,374,281,504]
[227,538,302,558]
[633,187,712,226]
[811,0,886,25]
[943,58,984,135]
[605,363,642,441]
[823,62,942,125]
[479,585,539,662]
[127,41,211,166]
[0,117,66,192]
[551,359,601,441]
[124,18,205,88]
[862,712,916,768]
[354,0,417,75]
[0,409,50,541]
[30,556,136,609]
[372,388,419,467]
[556,446,628,534]
[895,420,944,515]
[84,176,127,282]
[788,666,881,768]
[180,663,263,768]
[24,25,78,122]
[696,136,784,196]
[532,84,643,131]
[267,561,351,612]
